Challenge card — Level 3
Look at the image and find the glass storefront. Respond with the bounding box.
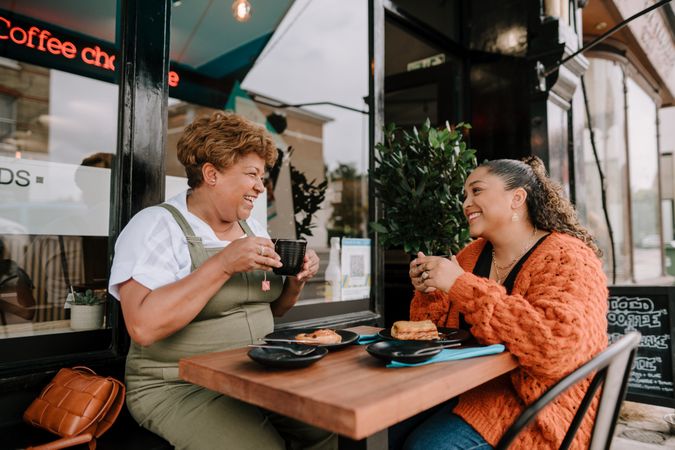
[582,58,630,282]
[0,60,116,337]
[581,56,664,283]
[165,0,370,306]
[0,0,371,344]
[626,77,661,281]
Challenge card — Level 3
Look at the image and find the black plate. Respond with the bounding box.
[264,328,359,350]
[247,345,328,369]
[378,327,470,345]
[366,340,442,364]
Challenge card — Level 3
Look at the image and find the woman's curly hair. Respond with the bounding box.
[481,156,601,256]
[177,112,277,188]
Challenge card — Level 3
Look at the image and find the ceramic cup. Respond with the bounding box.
[273,239,307,276]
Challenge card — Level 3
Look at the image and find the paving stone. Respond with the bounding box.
[611,401,675,449]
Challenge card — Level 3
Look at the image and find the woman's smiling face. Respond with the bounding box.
[213,152,266,222]
[462,166,516,239]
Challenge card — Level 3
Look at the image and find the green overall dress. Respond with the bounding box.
[124,204,336,450]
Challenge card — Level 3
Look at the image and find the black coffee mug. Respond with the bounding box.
[273,239,307,276]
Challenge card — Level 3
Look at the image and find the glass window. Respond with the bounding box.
[660,107,675,249]
[0,89,17,141]
[580,58,665,283]
[389,0,461,44]
[166,0,369,307]
[0,59,116,338]
[627,76,661,281]
[385,83,438,127]
[581,58,631,282]
[385,19,446,77]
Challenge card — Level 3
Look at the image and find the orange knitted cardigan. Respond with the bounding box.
[410,232,608,449]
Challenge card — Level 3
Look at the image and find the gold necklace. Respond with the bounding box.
[492,227,537,284]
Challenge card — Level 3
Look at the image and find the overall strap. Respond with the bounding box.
[158,203,210,269]
[238,220,255,237]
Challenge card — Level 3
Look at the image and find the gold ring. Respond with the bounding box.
[421,271,429,280]
[258,246,264,256]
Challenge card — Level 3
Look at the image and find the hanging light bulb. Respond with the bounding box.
[232,0,251,22]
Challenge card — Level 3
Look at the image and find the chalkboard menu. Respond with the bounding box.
[607,286,675,407]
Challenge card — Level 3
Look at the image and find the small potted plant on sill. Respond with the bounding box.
[68,289,106,331]
[370,119,477,256]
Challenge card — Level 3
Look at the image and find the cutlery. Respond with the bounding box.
[247,344,316,356]
[392,342,461,356]
[261,338,318,344]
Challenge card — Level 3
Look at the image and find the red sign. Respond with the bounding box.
[0,15,179,87]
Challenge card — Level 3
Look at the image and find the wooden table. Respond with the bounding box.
[179,326,518,449]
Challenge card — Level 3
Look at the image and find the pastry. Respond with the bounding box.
[295,329,342,345]
[391,320,439,340]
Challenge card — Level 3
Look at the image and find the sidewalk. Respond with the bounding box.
[611,401,675,449]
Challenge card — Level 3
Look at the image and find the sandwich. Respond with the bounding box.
[391,320,439,340]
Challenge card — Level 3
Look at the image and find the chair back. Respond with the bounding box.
[496,331,641,450]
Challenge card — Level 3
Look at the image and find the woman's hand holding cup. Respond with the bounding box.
[293,249,319,283]
[219,237,282,276]
[409,252,464,293]
[409,253,435,293]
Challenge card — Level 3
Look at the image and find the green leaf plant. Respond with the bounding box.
[289,146,328,239]
[370,119,477,256]
[69,289,106,306]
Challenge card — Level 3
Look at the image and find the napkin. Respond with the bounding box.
[357,333,381,345]
[387,344,505,368]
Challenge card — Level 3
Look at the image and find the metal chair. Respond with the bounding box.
[496,331,641,450]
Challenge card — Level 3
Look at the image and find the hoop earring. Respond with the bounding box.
[511,212,519,222]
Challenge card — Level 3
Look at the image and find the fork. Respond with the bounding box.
[247,344,316,356]
[393,342,461,357]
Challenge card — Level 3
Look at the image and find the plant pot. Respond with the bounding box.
[70,303,104,330]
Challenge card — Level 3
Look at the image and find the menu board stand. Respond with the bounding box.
[607,286,675,408]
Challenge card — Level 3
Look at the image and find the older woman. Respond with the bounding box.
[401,157,608,450]
[109,112,335,450]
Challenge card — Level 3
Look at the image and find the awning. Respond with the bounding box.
[0,0,295,101]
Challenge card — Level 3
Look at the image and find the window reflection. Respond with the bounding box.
[0,60,115,337]
[627,77,661,281]
[244,0,369,305]
[165,0,370,304]
[581,57,664,283]
[582,58,630,282]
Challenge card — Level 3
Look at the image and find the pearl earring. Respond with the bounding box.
[512,212,519,222]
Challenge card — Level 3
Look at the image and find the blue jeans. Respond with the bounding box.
[389,401,492,450]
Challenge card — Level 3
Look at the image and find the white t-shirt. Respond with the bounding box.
[108,190,269,300]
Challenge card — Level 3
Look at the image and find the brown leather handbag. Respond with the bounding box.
[23,366,125,450]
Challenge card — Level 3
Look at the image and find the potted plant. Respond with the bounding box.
[370,119,477,255]
[68,289,106,330]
